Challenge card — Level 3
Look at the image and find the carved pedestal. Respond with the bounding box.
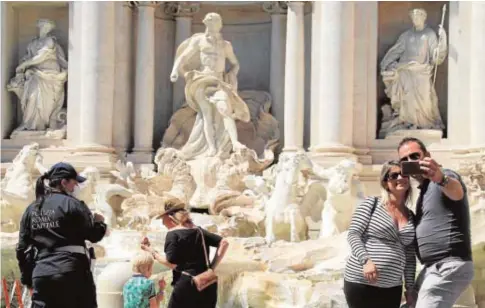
[383,129,443,144]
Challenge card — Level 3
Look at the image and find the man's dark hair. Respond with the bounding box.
[397,137,428,153]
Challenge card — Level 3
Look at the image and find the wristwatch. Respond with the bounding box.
[438,174,449,187]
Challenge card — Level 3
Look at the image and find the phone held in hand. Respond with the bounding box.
[401,161,425,176]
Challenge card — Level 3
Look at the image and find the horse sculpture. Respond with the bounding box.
[264,151,313,244]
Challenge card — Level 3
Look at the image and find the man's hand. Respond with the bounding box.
[363,259,378,284]
[419,157,444,183]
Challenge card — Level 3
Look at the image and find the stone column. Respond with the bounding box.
[309,2,354,163]
[283,1,305,152]
[1,2,15,139]
[165,2,200,112]
[113,2,134,155]
[262,2,287,152]
[78,1,116,148]
[67,1,81,143]
[129,1,157,164]
[470,2,485,148]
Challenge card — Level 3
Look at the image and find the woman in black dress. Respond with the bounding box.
[141,200,229,308]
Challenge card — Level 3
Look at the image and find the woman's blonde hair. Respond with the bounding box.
[132,251,154,274]
[379,160,413,206]
[164,199,192,225]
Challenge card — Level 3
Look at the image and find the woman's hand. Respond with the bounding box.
[363,259,378,284]
[93,212,105,223]
[141,236,151,247]
[405,289,417,308]
[141,236,156,254]
[158,278,166,291]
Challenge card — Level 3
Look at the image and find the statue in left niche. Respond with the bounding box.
[7,19,68,139]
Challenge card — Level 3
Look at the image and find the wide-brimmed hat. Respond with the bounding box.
[150,199,186,219]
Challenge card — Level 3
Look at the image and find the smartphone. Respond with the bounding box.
[401,161,425,176]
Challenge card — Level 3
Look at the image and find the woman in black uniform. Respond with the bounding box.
[16,162,107,308]
[142,200,229,308]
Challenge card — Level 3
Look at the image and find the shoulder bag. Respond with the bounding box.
[181,227,218,291]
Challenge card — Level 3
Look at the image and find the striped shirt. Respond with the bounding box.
[344,197,416,290]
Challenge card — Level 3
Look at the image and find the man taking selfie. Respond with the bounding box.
[397,137,473,308]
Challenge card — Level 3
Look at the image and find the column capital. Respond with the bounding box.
[286,1,305,11]
[164,2,200,18]
[262,2,288,15]
[123,2,136,8]
[132,1,159,8]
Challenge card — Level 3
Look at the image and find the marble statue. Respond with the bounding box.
[0,144,46,230]
[170,12,250,159]
[7,19,68,139]
[0,143,105,232]
[380,8,447,137]
[303,159,364,238]
[264,151,313,244]
[99,151,197,229]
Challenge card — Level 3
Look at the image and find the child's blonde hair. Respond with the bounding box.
[132,251,154,274]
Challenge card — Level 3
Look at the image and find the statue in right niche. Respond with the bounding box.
[379,8,447,137]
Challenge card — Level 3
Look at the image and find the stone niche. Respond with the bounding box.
[376,1,449,138]
[2,2,69,138]
[153,2,274,148]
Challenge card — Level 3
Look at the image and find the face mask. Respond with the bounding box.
[67,185,81,198]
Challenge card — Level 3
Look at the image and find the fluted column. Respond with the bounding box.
[1,2,15,139]
[263,2,287,152]
[165,2,200,112]
[78,1,116,148]
[113,2,134,154]
[470,2,485,148]
[283,1,305,152]
[309,2,354,160]
[129,1,157,164]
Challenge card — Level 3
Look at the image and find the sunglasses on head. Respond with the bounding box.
[387,172,409,181]
[399,152,421,162]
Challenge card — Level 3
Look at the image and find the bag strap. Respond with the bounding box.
[370,196,378,216]
[197,227,211,269]
[364,197,378,234]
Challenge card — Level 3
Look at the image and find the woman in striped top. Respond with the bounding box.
[344,160,416,308]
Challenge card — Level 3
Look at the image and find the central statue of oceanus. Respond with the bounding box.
[170,12,250,160]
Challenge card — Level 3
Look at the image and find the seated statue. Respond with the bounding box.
[7,19,68,136]
[170,12,250,159]
[380,8,447,136]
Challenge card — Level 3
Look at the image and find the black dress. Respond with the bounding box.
[165,227,222,308]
